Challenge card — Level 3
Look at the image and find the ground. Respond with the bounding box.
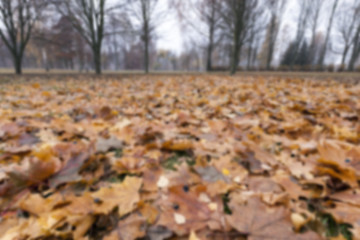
[0,74,359,240]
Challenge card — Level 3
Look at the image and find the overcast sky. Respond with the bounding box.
[154,0,183,54]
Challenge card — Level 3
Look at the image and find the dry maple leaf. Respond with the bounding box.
[48,150,92,188]
[226,196,322,240]
[3,152,61,196]
[96,135,123,153]
[91,176,142,216]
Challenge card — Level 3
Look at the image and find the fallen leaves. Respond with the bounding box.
[226,196,321,240]
[91,176,142,216]
[0,75,359,239]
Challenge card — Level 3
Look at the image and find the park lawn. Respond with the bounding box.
[0,75,359,239]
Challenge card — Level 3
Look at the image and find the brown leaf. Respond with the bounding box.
[162,139,193,151]
[226,196,321,240]
[96,135,123,153]
[48,150,91,188]
[156,185,211,236]
[104,213,146,240]
[4,152,61,195]
[91,176,142,216]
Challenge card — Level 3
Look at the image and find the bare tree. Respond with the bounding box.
[0,0,46,74]
[224,0,246,75]
[245,3,266,70]
[200,0,222,72]
[289,0,311,69]
[126,0,167,74]
[308,0,323,65]
[263,0,286,70]
[309,0,323,45]
[106,12,133,71]
[348,24,360,71]
[317,0,339,68]
[53,0,122,74]
[172,0,222,72]
[108,14,120,70]
[220,0,259,75]
[335,0,360,67]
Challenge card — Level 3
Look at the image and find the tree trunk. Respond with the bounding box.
[230,19,241,74]
[230,38,240,75]
[144,35,149,74]
[230,45,238,75]
[14,54,22,75]
[290,42,301,70]
[93,46,102,75]
[341,45,349,67]
[229,0,246,75]
[206,43,213,72]
[348,25,360,71]
[266,43,274,70]
[348,42,359,71]
[247,42,252,70]
[206,22,214,72]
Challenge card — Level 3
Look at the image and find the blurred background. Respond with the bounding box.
[0,0,359,75]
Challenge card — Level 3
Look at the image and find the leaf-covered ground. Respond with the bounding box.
[0,76,359,240]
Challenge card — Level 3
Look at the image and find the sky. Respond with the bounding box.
[154,0,183,54]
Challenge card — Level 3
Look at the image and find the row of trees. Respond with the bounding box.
[0,0,360,75]
[279,0,360,71]
[0,0,163,74]
[174,0,360,73]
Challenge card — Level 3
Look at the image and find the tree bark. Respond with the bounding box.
[141,0,150,74]
[341,45,349,66]
[229,1,245,75]
[206,42,213,72]
[14,54,22,75]
[93,46,102,75]
[206,11,215,72]
[348,24,360,71]
[206,26,214,72]
[348,39,359,71]
[144,33,149,73]
[230,33,241,75]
